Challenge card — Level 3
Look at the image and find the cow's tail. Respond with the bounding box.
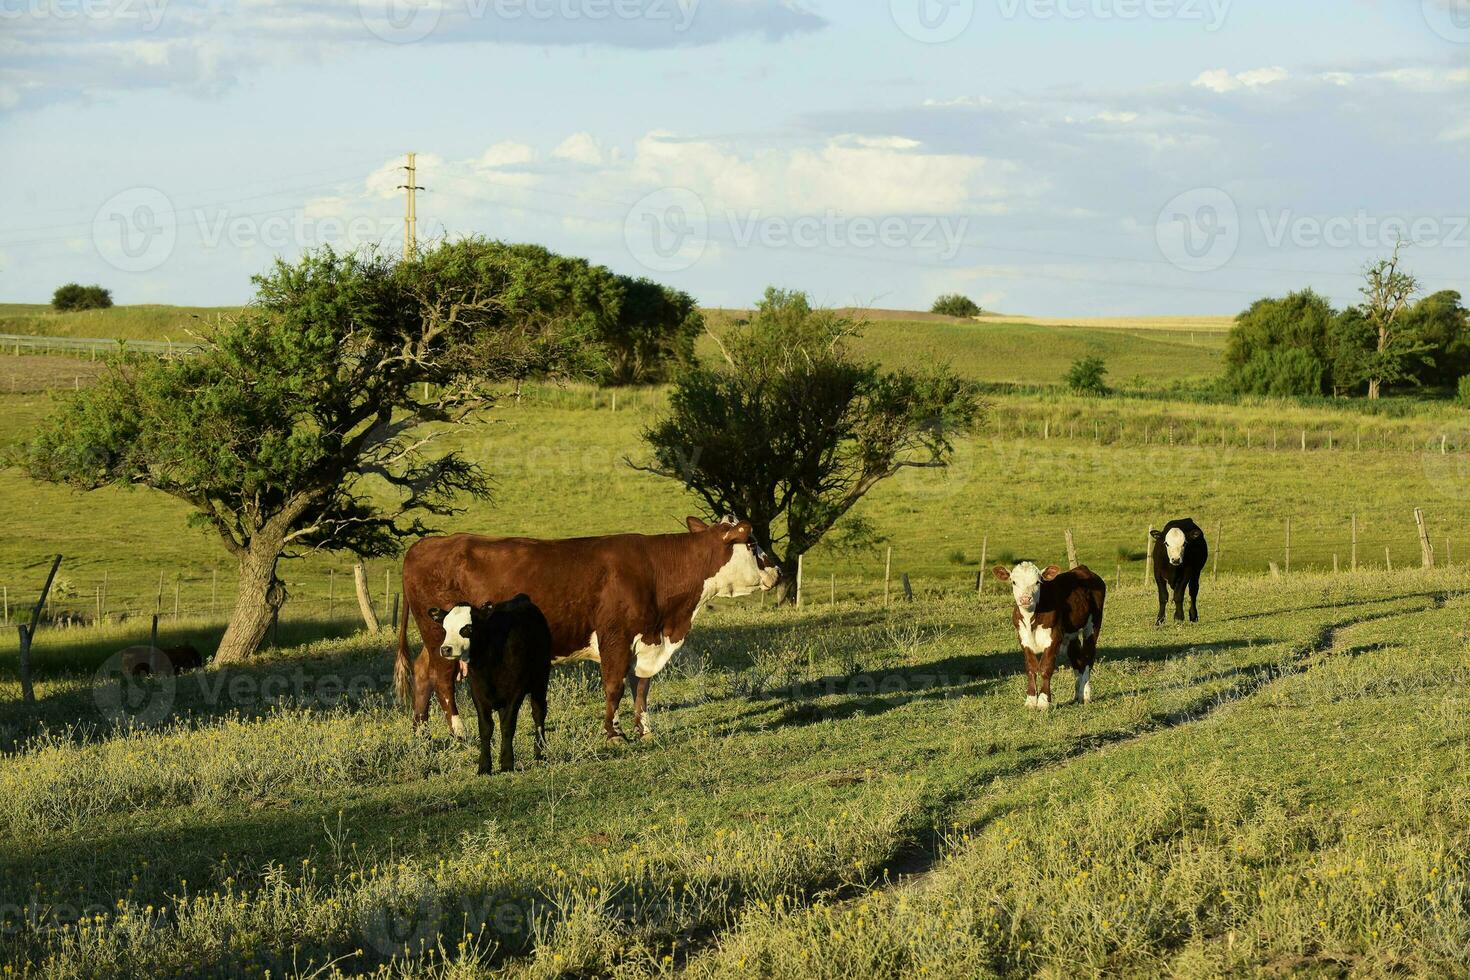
[394,596,413,709]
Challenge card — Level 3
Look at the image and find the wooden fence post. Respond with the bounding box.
[977,535,988,594]
[901,573,914,601]
[354,563,379,631]
[1285,518,1292,575]
[1385,547,1392,572]
[1351,514,1358,572]
[1064,530,1078,569]
[328,569,335,618]
[19,555,63,704]
[173,579,180,620]
[1144,527,1156,587]
[883,547,892,608]
[156,570,164,614]
[101,570,108,622]
[391,594,400,631]
[384,568,391,620]
[795,554,804,609]
[1415,508,1435,569]
[2,585,7,625]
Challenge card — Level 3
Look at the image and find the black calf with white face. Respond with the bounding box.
[429,595,553,774]
[1150,518,1208,625]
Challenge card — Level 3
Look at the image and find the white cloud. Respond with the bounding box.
[553,133,604,166]
[1,0,826,114]
[1192,67,1289,94]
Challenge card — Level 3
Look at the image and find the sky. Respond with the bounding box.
[3,0,1470,316]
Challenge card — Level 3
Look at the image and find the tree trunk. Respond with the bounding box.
[773,558,800,605]
[354,562,380,631]
[214,547,288,664]
[1367,378,1381,400]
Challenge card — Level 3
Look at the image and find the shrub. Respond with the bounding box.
[1458,374,1470,406]
[52,283,113,311]
[931,294,981,318]
[1064,356,1111,396]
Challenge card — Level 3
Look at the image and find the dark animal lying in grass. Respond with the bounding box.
[119,643,203,676]
[993,562,1106,710]
[429,595,552,774]
[1151,518,1208,625]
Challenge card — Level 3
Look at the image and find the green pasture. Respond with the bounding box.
[0,571,1465,976]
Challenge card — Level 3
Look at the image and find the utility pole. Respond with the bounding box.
[398,152,423,258]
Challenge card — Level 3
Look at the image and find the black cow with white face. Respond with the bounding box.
[1150,518,1208,625]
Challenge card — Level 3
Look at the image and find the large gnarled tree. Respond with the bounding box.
[27,240,587,662]
[633,289,982,602]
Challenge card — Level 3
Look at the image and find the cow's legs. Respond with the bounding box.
[1187,573,1201,622]
[600,644,631,740]
[1075,631,1098,705]
[475,700,496,775]
[1155,580,1169,626]
[430,657,464,739]
[411,650,434,732]
[528,690,548,761]
[1037,646,1058,710]
[633,675,654,737]
[1022,648,1039,708]
[1172,580,1186,622]
[496,699,521,773]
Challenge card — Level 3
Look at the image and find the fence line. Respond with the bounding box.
[1,333,194,358]
[1,509,1461,643]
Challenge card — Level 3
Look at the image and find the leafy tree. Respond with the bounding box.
[1327,307,1375,396]
[604,276,703,385]
[1224,289,1336,396]
[52,283,113,311]
[633,288,983,602]
[1064,356,1110,396]
[931,293,982,318]
[1402,290,1470,387]
[1357,246,1431,399]
[27,241,588,662]
[438,240,702,385]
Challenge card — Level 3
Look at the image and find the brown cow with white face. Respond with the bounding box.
[396,516,778,740]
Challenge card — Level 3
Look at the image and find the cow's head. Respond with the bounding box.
[1151,524,1202,566]
[427,604,475,661]
[992,561,1060,613]
[688,515,781,595]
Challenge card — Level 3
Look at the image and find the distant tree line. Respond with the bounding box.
[1225,248,1469,400]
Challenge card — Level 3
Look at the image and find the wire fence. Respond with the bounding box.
[0,333,196,359]
[2,508,1459,642]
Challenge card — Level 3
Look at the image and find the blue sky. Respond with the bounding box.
[3,0,1469,315]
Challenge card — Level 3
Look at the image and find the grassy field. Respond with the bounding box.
[1,571,1466,976]
[0,303,239,343]
[4,305,1469,975]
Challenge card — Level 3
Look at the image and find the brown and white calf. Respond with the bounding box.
[993,562,1106,710]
